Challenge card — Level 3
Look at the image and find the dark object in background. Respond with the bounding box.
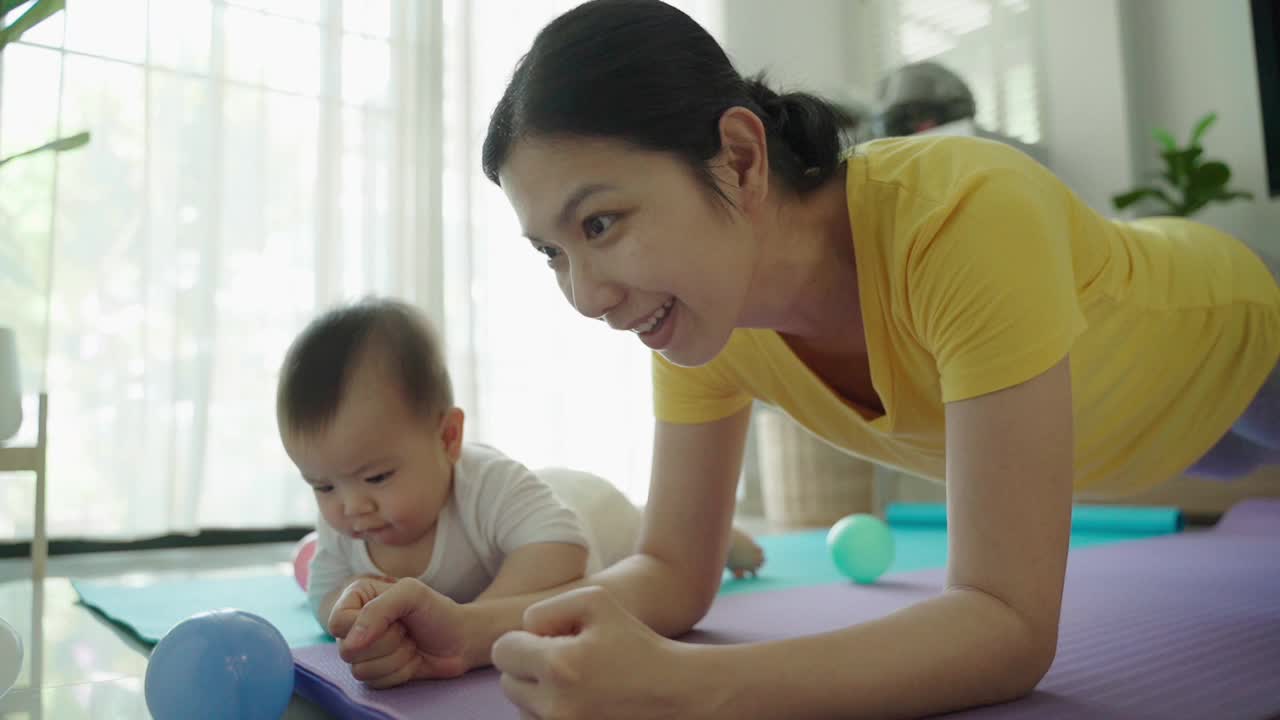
[1252,0,1280,197]
[873,61,976,138]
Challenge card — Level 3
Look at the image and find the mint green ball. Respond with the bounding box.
[827,514,895,584]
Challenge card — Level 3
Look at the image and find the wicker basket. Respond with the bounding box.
[754,406,875,531]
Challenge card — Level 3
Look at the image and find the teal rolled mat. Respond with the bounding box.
[885,502,1183,534]
[1070,504,1184,533]
[883,503,950,528]
[73,574,332,648]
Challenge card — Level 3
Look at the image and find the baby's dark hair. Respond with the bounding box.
[482,0,851,202]
[277,298,453,435]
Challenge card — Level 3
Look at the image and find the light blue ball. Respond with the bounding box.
[827,514,895,584]
[144,609,294,720]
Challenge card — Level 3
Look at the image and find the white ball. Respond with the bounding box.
[0,617,22,698]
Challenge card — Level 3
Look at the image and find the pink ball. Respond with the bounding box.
[293,531,318,590]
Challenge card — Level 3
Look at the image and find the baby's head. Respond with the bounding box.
[277,298,461,547]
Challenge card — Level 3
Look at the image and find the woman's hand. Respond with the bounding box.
[492,587,713,720]
[328,577,471,687]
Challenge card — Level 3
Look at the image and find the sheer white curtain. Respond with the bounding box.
[0,0,437,540]
[0,0,722,541]
[440,0,722,504]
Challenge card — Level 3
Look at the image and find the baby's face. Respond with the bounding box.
[281,352,461,548]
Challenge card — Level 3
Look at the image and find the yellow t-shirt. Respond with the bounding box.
[653,136,1280,496]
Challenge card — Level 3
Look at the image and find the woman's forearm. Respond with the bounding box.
[692,587,1057,720]
[460,552,713,670]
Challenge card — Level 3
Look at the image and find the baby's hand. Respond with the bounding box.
[726,528,765,579]
[334,578,470,686]
[327,575,397,639]
[326,576,425,688]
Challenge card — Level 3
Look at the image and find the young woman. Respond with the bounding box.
[327,2,1280,717]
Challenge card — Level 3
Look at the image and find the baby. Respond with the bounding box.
[276,298,764,632]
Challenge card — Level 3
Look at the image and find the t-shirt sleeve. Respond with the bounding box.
[306,517,355,619]
[907,169,1087,403]
[651,351,753,424]
[473,451,590,554]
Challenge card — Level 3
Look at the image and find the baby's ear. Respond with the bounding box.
[439,407,465,462]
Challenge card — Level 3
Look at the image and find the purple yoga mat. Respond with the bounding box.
[293,499,1280,719]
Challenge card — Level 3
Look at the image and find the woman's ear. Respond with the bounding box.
[439,407,465,462]
[710,106,770,213]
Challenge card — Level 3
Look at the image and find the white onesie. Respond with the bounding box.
[307,443,641,612]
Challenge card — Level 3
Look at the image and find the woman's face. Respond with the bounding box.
[498,136,757,367]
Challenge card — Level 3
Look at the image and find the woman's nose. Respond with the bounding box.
[566,256,623,320]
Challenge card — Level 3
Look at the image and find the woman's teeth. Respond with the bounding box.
[633,299,674,334]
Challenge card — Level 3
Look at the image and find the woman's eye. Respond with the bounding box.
[313,485,333,494]
[583,214,616,239]
[365,472,391,485]
[536,245,567,269]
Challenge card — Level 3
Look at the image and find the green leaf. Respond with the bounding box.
[2,0,35,15]
[1112,187,1179,213]
[1160,148,1202,187]
[0,130,89,169]
[0,0,62,52]
[1151,128,1178,152]
[1112,188,1156,210]
[43,130,89,151]
[1182,162,1230,215]
[1189,112,1217,147]
[1191,161,1230,190]
[1213,189,1254,202]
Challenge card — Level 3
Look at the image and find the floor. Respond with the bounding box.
[0,514,776,719]
[0,543,335,719]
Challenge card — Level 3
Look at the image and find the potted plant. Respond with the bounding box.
[1112,112,1253,217]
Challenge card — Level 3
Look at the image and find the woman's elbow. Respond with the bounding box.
[1004,628,1058,698]
[643,551,721,634]
[678,554,729,621]
[684,577,720,623]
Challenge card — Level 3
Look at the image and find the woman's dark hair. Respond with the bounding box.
[482,0,851,200]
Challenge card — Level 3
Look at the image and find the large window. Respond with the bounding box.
[1,0,417,540]
[0,0,721,542]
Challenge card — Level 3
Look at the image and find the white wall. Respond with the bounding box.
[1038,0,1139,213]
[719,0,883,110]
[1120,0,1279,252]
[717,0,886,516]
